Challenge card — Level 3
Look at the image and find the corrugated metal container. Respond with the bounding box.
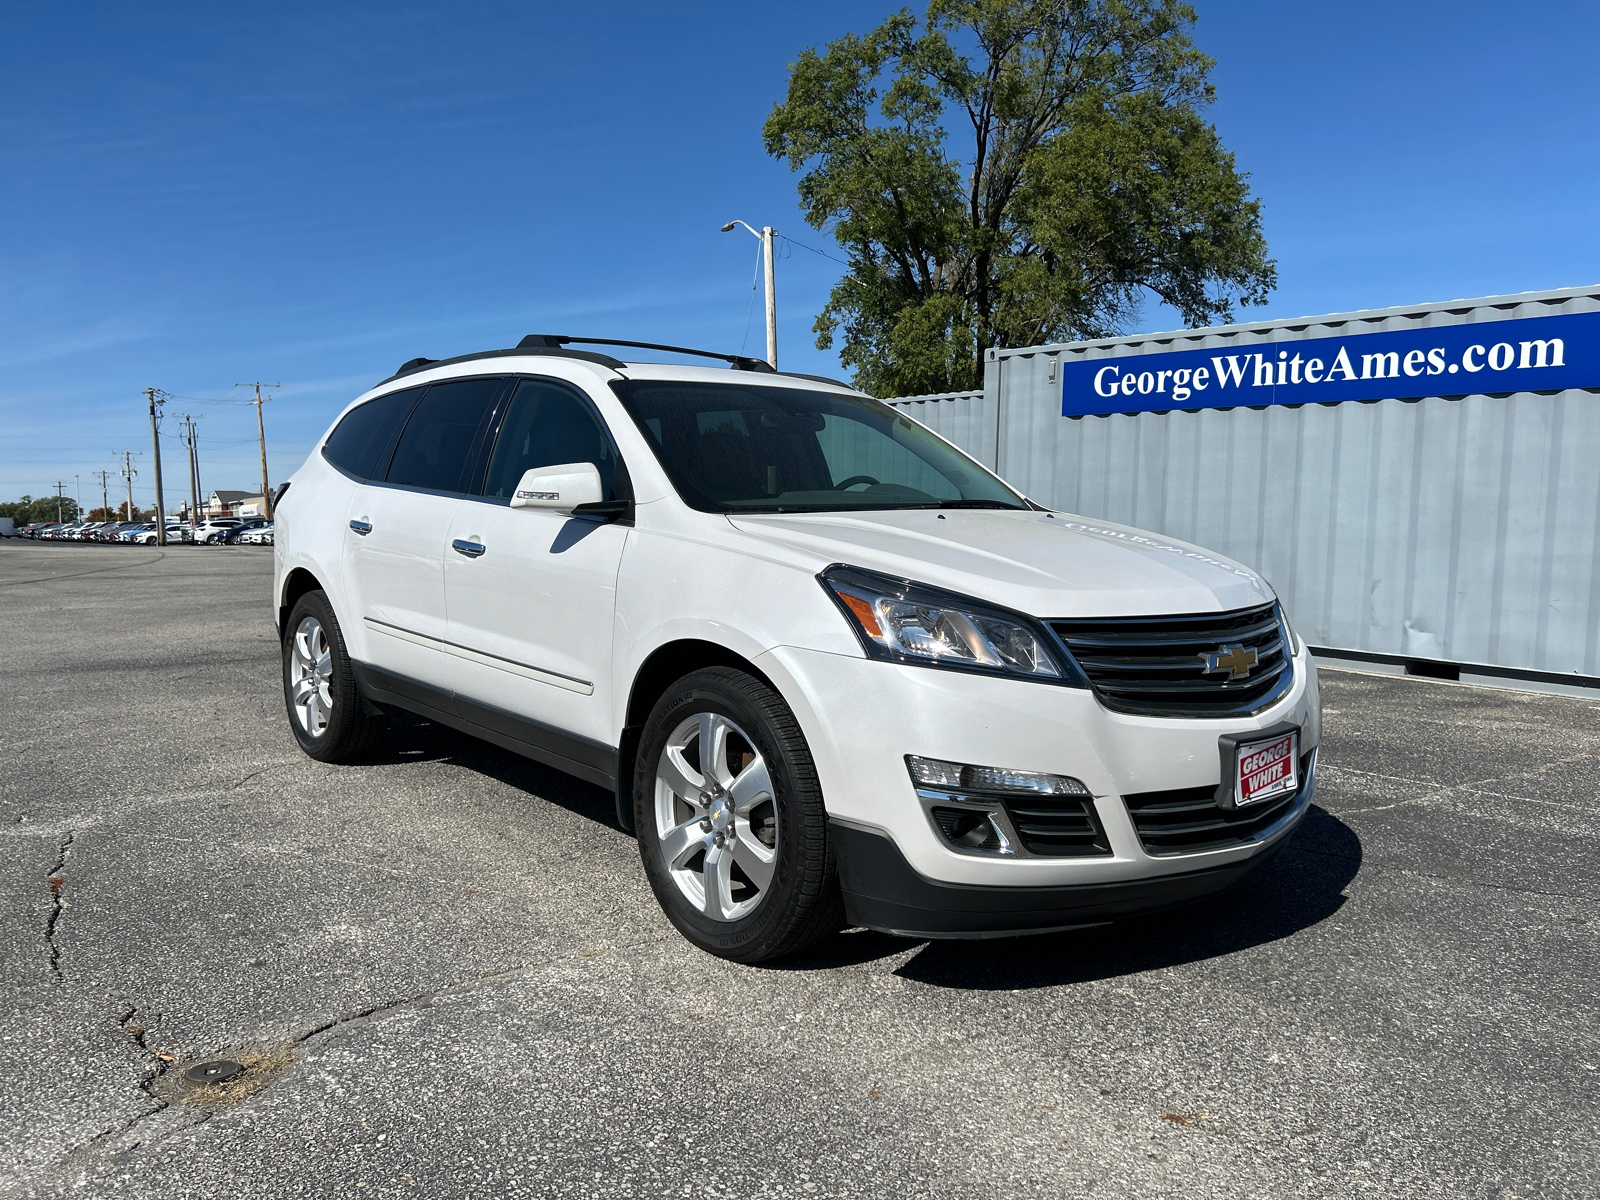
[885,285,1600,681]
[879,390,996,470]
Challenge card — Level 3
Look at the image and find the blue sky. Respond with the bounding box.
[3,1,1596,511]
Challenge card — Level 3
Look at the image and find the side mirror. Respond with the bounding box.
[509,463,604,512]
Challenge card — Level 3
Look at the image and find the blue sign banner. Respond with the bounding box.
[1059,310,1600,417]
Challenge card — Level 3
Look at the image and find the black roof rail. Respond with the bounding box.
[378,336,857,390]
[378,344,628,386]
[519,334,776,374]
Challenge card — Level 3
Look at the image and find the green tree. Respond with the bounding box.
[0,494,80,525]
[763,0,1276,396]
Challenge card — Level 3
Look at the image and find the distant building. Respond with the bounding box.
[204,490,265,517]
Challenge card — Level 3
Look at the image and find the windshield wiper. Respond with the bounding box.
[933,499,1021,510]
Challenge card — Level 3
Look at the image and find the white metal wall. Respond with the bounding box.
[887,286,1600,678]
[882,390,997,470]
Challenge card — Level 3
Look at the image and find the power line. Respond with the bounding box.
[739,237,762,357]
[779,233,851,267]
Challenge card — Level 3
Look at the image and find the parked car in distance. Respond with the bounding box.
[0,518,16,538]
[217,519,267,544]
[133,524,191,544]
[237,524,274,545]
[273,334,1321,963]
[194,518,244,544]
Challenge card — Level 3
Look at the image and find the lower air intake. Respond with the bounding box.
[1123,752,1314,856]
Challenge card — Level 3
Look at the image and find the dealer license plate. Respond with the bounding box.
[1235,730,1298,807]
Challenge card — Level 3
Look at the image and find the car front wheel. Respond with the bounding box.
[634,667,843,963]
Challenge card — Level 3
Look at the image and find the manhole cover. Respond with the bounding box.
[182,1060,245,1087]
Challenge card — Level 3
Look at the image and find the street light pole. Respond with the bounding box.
[721,220,777,369]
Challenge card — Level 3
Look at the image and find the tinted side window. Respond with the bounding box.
[481,379,621,501]
[385,378,505,494]
[321,386,424,479]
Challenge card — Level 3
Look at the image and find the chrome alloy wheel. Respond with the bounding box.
[654,712,778,921]
[289,615,334,738]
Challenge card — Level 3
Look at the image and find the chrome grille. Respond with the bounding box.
[1050,602,1292,718]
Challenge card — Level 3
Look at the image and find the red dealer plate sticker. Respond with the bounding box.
[1235,731,1298,807]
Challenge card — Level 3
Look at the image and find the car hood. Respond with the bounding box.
[727,509,1272,618]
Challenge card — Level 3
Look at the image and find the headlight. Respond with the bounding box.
[820,565,1076,683]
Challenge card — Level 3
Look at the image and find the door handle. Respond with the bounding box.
[452,538,486,558]
[349,519,372,535]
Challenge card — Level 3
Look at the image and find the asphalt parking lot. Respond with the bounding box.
[2,538,1596,1199]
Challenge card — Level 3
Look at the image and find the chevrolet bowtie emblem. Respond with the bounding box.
[1201,643,1257,679]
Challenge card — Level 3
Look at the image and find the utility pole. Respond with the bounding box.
[180,415,201,525]
[236,382,279,519]
[54,481,66,524]
[94,469,111,521]
[121,452,136,521]
[720,221,778,369]
[143,388,169,544]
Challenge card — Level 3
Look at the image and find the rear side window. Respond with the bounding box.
[322,386,424,479]
[385,378,506,494]
[481,379,622,501]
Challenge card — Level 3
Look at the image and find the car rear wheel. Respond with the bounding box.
[634,667,843,963]
[282,589,387,762]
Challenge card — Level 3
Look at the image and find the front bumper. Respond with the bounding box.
[752,641,1321,894]
[832,815,1299,938]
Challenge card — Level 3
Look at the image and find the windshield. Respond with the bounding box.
[611,381,1027,514]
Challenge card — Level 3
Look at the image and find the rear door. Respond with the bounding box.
[343,376,508,707]
[442,376,629,758]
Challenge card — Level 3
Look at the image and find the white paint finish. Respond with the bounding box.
[273,454,354,638]
[509,462,602,510]
[442,500,624,742]
[276,348,1321,900]
[362,617,593,695]
[341,487,458,682]
[729,507,1271,618]
[755,642,1318,887]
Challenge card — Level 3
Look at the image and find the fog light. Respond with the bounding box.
[931,807,1009,853]
[906,755,1089,797]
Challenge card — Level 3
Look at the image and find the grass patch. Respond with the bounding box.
[180,1045,296,1108]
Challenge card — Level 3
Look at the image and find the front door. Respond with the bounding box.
[443,377,629,750]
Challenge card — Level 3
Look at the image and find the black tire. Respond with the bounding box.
[634,667,843,963]
[281,589,388,763]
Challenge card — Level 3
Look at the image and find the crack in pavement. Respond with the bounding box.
[118,1003,172,1108]
[227,764,291,790]
[0,550,169,588]
[1404,870,1596,906]
[1324,747,1600,817]
[24,931,677,1195]
[44,831,73,982]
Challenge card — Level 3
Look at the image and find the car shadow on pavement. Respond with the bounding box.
[374,714,619,828]
[890,807,1361,990]
[374,717,1361,990]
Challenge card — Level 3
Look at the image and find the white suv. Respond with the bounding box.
[273,335,1320,962]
